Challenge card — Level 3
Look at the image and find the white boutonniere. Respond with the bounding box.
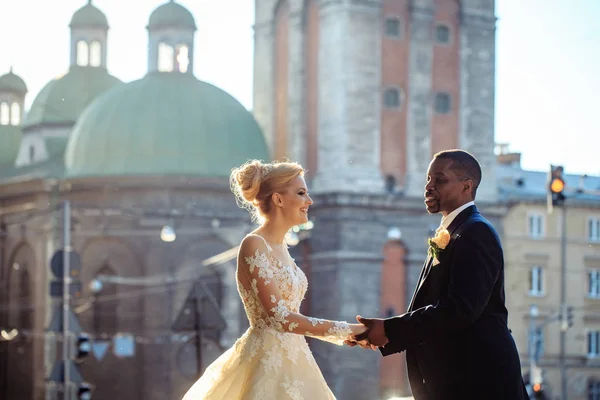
[428,228,451,266]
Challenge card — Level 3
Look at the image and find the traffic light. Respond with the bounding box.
[566,306,574,328]
[78,382,92,400]
[532,382,546,399]
[548,165,566,209]
[75,333,91,362]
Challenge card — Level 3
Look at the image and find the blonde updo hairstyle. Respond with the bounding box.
[230,160,305,222]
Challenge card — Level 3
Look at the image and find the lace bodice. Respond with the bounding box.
[236,234,352,344]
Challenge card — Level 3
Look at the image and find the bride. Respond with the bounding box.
[182,160,366,400]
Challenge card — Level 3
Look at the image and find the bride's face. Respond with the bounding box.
[275,175,313,226]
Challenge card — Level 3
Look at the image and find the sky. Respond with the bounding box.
[0,0,598,176]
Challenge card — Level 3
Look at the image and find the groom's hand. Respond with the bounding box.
[353,315,388,348]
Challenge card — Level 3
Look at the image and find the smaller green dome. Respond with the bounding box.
[24,66,121,129]
[0,125,21,166]
[70,1,108,29]
[148,1,196,30]
[0,69,27,94]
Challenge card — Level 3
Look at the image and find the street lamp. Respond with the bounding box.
[160,225,176,242]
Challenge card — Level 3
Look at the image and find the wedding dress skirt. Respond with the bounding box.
[182,327,335,400]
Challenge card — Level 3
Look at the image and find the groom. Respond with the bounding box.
[350,150,528,399]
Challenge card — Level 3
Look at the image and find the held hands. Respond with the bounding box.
[344,316,388,350]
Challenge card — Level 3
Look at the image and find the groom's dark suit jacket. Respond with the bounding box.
[380,205,528,400]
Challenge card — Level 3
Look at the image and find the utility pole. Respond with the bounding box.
[559,204,567,400]
[63,200,71,400]
[548,165,568,399]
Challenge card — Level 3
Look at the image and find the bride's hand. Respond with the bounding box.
[349,323,367,336]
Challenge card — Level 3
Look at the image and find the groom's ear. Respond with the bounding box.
[463,179,473,194]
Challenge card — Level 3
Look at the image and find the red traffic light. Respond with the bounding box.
[533,383,542,392]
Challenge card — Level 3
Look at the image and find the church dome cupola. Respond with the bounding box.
[69,0,109,68]
[0,68,27,127]
[0,68,26,166]
[147,0,196,75]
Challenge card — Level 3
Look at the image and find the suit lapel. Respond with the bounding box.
[408,255,433,312]
[408,205,479,312]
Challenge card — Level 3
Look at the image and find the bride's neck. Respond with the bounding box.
[257,219,290,245]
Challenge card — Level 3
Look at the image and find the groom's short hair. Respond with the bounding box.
[434,149,482,199]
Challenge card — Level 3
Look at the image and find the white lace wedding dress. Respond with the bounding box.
[181,234,352,400]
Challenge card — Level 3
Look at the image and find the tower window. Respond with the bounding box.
[383,88,401,108]
[158,42,174,72]
[29,145,35,163]
[176,45,190,73]
[77,40,89,66]
[10,103,21,125]
[90,40,102,67]
[385,17,401,37]
[0,102,9,125]
[434,92,451,113]
[435,24,451,44]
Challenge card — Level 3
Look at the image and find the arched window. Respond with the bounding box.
[0,102,9,125]
[93,266,117,334]
[435,24,451,44]
[176,44,190,73]
[10,102,21,125]
[158,42,174,72]
[383,88,401,109]
[77,40,89,66]
[89,40,102,67]
[434,92,451,114]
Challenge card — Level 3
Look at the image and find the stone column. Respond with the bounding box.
[287,5,307,166]
[404,0,434,198]
[459,2,497,202]
[312,0,384,193]
[252,1,278,157]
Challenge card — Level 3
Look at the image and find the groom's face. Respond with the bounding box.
[424,158,472,216]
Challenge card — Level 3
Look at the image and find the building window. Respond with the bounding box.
[158,42,174,72]
[0,102,9,125]
[529,266,544,296]
[435,24,451,44]
[10,103,20,125]
[434,92,451,113]
[385,17,401,37]
[589,217,600,242]
[528,326,544,359]
[590,270,600,299]
[383,88,401,108]
[588,331,600,358]
[176,44,190,73]
[528,213,544,239]
[89,40,102,67]
[589,380,600,400]
[29,145,35,163]
[76,40,89,66]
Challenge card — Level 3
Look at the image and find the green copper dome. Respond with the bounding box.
[148,1,196,30]
[70,1,109,29]
[0,125,21,166]
[0,70,27,94]
[65,72,270,177]
[23,66,121,129]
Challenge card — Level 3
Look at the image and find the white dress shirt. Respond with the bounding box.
[440,201,475,230]
[431,201,475,266]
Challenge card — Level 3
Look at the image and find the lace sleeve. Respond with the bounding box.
[239,236,352,345]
